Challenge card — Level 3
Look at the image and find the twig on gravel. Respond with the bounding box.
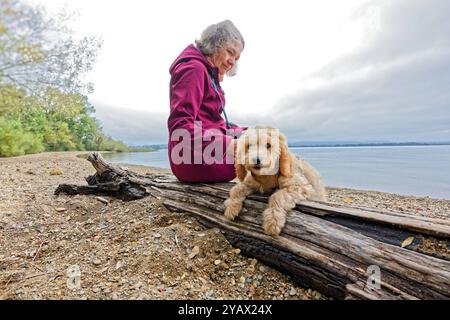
[23,271,56,281]
[4,275,13,287]
[27,261,45,273]
[32,241,45,262]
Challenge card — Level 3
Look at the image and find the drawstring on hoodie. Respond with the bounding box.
[209,73,231,129]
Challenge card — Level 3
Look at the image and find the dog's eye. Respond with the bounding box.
[266,143,271,149]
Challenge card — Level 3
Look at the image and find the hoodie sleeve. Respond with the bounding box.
[169,62,206,128]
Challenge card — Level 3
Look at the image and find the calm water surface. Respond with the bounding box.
[102,145,450,200]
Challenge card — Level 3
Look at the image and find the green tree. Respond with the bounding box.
[0,117,43,156]
[0,0,129,157]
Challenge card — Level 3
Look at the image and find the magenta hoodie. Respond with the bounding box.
[167,44,245,183]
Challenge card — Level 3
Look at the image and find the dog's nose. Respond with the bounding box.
[253,157,261,165]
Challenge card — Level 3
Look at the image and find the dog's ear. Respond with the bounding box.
[235,163,247,182]
[234,137,248,182]
[279,133,292,178]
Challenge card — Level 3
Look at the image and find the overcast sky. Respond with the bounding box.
[37,0,450,145]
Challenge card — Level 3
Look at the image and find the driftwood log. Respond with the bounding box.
[55,152,450,300]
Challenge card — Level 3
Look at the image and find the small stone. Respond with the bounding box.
[49,168,64,176]
[154,233,161,239]
[93,287,101,293]
[115,261,123,270]
[289,288,297,296]
[250,259,258,267]
[188,253,196,259]
[314,292,323,300]
[55,207,67,212]
[259,266,267,272]
[249,285,256,296]
[246,265,255,274]
[239,276,246,284]
[214,259,221,265]
[221,262,230,270]
[92,258,101,266]
[233,248,241,254]
[206,290,214,299]
[165,288,173,296]
[95,196,109,204]
[188,246,200,259]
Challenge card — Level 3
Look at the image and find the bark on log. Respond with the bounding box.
[55,152,450,300]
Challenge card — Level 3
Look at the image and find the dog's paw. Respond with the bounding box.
[224,200,242,221]
[263,207,286,236]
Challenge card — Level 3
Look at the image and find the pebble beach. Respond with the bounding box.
[0,152,448,300]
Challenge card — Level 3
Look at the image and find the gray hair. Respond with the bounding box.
[195,20,245,56]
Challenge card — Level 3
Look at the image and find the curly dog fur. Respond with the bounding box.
[224,126,327,236]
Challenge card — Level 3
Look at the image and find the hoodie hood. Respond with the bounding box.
[169,44,220,80]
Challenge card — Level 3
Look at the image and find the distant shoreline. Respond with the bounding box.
[289,142,450,148]
[129,142,450,151]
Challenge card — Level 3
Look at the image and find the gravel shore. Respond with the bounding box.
[0,152,448,300]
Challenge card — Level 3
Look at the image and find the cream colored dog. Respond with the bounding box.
[224,126,327,236]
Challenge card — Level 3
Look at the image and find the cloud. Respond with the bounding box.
[92,101,168,145]
[92,0,450,144]
[271,0,450,142]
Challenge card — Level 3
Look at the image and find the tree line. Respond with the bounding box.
[0,0,128,157]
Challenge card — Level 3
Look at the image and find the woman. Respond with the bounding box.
[168,20,246,183]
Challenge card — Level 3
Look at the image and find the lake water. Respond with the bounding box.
[102,145,450,200]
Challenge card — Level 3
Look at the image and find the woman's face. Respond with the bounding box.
[209,40,242,81]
